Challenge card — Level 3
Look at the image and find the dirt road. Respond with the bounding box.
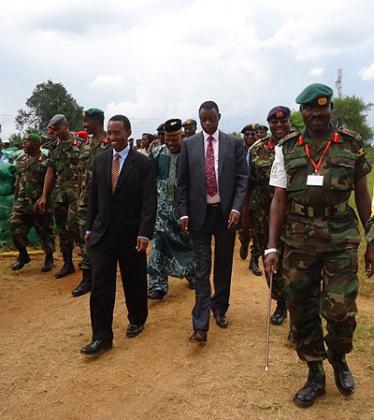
[0,244,373,420]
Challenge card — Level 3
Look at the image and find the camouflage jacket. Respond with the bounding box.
[13,153,49,213]
[77,134,108,207]
[279,126,372,251]
[47,135,81,203]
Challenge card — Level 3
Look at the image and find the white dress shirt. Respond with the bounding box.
[203,129,221,204]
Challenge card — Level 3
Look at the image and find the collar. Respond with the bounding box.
[113,144,130,159]
[203,129,219,142]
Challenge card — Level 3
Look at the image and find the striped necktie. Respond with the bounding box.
[111,153,120,193]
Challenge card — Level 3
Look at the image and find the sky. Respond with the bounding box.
[1,0,374,140]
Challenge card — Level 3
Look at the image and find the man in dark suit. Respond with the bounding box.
[176,101,248,343]
[80,115,157,355]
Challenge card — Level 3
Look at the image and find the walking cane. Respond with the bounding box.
[265,269,273,371]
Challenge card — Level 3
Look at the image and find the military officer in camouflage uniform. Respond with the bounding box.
[38,114,81,278]
[72,108,109,297]
[182,119,197,138]
[265,83,372,408]
[257,124,269,140]
[10,133,55,271]
[250,107,293,325]
[238,123,262,275]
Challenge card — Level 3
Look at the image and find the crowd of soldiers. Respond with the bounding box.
[2,82,374,409]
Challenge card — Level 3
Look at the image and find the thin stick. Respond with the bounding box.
[265,270,273,371]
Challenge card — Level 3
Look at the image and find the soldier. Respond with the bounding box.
[182,119,197,138]
[38,114,81,278]
[72,108,109,297]
[366,190,374,277]
[157,122,166,145]
[265,83,372,407]
[148,119,197,298]
[257,124,269,140]
[10,133,55,271]
[250,107,292,325]
[238,123,262,275]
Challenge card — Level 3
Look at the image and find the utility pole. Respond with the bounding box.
[335,68,343,98]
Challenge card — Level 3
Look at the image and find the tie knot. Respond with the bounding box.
[207,136,214,144]
[114,153,120,161]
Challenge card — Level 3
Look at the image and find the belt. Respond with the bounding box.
[289,201,350,218]
[207,203,220,208]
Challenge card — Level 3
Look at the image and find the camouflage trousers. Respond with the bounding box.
[76,204,90,270]
[238,206,261,259]
[54,196,80,257]
[10,210,55,254]
[283,244,358,362]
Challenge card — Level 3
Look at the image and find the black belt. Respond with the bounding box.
[207,203,220,208]
[289,201,350,218]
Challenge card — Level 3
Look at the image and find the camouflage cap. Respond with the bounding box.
[296,83,333,106]
[83,108,104,118]
[47,114,67,128]
[164,119,183,136]
[24,132,42,142]
[182,119,197,128]
[266,106,291,121]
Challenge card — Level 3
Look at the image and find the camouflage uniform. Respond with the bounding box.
[366,216,374,244]
[275,128,371,362]
[48,136,81,257]
[77,134,108,270]
[250,139,285,302]
[10,154,55,253]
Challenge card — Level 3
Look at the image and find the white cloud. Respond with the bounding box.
[89,74,124,89]
[309,67,324,77]
[358,63,374,80]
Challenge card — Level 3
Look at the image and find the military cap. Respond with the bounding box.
[83,108,104,118]
[296,83,333,106]
[24,132,42,143]
[164,119,183,136]
[47,114,67,128]
[157,123,166,132]
[267,106,291,121]
[182,119,197,128]
[241,123,258,134]
[258,124,269,131]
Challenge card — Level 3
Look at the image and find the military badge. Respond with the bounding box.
[317,96,327,106]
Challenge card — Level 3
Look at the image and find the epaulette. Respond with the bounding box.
[337,128,362,142]
[278,130,299,146]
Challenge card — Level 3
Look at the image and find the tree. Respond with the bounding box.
[15,80,84,132]
[290,110,305,132]
[229,131,242,139]
[331,96,373,144]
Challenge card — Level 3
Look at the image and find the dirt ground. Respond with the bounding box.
[0,242,374,420]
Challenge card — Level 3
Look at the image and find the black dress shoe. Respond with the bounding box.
[327,352,355,396]
[270,301,287,326]
[80,339,112,355]
[249,257,262,276]
[239,244,248,260]
[126,323,144,337]
[55,261,75,278]
[293,362,326,408]
[189,330,207,343]
[213,312,228,329]
[148,290,165,300]
[72,269,91,297]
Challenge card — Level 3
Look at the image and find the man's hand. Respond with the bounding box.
[136,237,149,252]
[365,243,374,278]
[228,211,240,230]
[179,218,189,234]
[264,253,279,276]
[37,196,47,212]
[84,231,91,244]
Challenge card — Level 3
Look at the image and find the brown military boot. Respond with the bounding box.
[11,247,31,271]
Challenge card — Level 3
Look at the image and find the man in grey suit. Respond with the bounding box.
[176,101,248,343]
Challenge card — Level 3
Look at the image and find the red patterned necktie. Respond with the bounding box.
[206,136,218,196]
[111,153,120,193]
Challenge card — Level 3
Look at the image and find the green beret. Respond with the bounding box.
[83,108,104,118]
[24,133,42,143]
[296,83,333,106]
[157,123,166,132]
[258,124,269,131]
[164,119,183,135]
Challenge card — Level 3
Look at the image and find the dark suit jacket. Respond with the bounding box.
[176,131,248,231]
[87,146,157,246]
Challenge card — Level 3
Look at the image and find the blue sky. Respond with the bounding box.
[1,0,374,140]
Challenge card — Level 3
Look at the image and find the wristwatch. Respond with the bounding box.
[264,248,278,257]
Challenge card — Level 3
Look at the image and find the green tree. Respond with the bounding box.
[229,131,242,139]
[15,80,83,132]
[331,96,373,144]
[290,110,305,132]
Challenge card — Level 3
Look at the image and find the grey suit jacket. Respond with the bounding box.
[176,131,248,231]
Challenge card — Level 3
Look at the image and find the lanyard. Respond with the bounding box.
[298,132,340,175]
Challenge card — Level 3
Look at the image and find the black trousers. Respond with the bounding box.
[89,227,148,342]
[191,205,236,331]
